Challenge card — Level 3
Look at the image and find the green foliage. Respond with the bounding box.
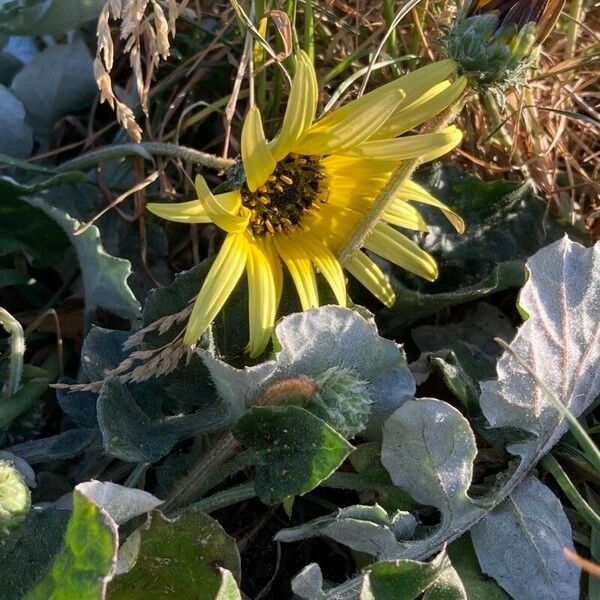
[10,41,96,140]
[0,509,70,600]
[378,164,573,331]
[360,552,466,600]
[97,378,179,463]
[235,405,353,504]
[0,85,32,158]
[0,0,105,36]
[28,490,117,600]
[108,510,240,599]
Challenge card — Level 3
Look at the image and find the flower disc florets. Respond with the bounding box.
[241,153,328,236]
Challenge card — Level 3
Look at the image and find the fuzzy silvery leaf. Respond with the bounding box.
[97,378,178,463]
[291,563,325,600]
[200,305,415,436]
[381,398,476,515]
[471,477,579,600]
[480,237,600,462]
[76,481,162,526]
[275,504,417,560]
[10,40,96,139]
[6,429,97,464]
[0,84,32,158]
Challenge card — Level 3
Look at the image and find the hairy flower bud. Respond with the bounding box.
[445,0,566,89]
[0,460,31,535]
[306,367,372,439]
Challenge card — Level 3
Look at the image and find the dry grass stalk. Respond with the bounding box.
[94,0,190,142]
[52,303,193,393]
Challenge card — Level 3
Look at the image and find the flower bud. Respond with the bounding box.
[445,0,565,88]
[306,367,372,439]
[0,460,31,535]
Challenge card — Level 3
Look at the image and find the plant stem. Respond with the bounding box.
[565,0,584,59]
[304,0,314,62]
[542,455,600,530]
[0,307,25,398]
[0,352,59,428]
[171,482,257,516]
[337,91,468,265]
[56,142,235,174]
[162,433,241,513]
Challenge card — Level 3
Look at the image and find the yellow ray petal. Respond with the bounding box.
[292,88,406,155]
[301,234,347,306]
[245,239,278,357]
[345,251,395,308]
[339,126,463,161]
[242,106,276,191]
[194,175,250,233]
[376,59,458,111]
[184,233,249,347]
[365,222,438,281]
[270,51,318,162]
[260,237,283,308]
[146,199,211,224]
[273,235,319,310]
[398,179,465,233]
[373,76,468,139]
[383,201,429,232]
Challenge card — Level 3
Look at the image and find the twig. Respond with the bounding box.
[55,142,235,173]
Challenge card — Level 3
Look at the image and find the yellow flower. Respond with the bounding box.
[148,54,466,356]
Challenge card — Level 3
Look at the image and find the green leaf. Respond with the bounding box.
[234,405,353,504]
[201,305,415,435]
[471,477,579,600]
[447,535,510,600]
[216,568,242,600]
[108,510,241,599]
[17,193,140,322]
[359,552,466,600]
[0,84,32,158]
[28,489,118,600]
[0,459,31,534]
[97,378,178,463]
[275,504,417,560]
[6,429,97,464]
[0,509,70,599]
[0,195,68,268]
[0,0,105,36]
[381,399,477,516]
[411,302,515,359]
[10,40,96,139]
[377,164,573,330]
[480,237,600,463]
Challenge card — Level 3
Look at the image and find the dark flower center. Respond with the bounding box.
[241,153,328,236]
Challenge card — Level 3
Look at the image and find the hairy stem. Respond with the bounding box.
[56,142,235,173]
[172,481,257,516]
[162,433,241,513]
